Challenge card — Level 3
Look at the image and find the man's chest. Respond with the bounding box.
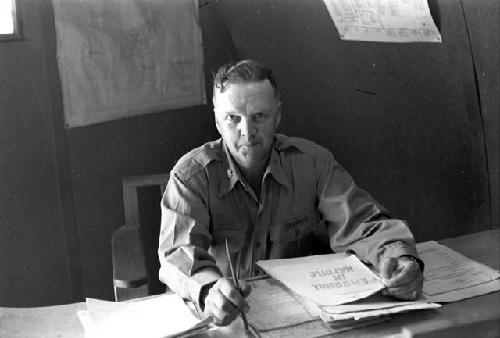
[207,178,326,258]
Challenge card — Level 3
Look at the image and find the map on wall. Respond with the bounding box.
[52,0,206,128]
[322,0,441,43]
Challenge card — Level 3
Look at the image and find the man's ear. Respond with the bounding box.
[275,102,282,127]
[214,112,222,136]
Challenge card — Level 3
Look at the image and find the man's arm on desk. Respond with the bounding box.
[315,152,423,300]
[158,170,250,325]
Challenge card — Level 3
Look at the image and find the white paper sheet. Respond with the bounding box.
[245,278,331,337]
[258,320,331,338]
[78,294,206,338]
[257,254,385,306]
[322,0,441,43]
[320,302,440,321]
[320,293,435,314]
[246,278,317,331]
[417,241,500,302]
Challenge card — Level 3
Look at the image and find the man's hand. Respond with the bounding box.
[202,277,251,326]
[379,256,423,300]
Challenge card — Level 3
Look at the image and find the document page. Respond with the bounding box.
[246,278,330,337]
[322,0,441,43]
[417,241,500,302]
[257,254,384,306]
[246,278,318,330]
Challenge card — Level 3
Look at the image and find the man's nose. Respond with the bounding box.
[239,117,256,138]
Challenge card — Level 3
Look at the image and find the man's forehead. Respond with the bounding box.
[213,80,277,109]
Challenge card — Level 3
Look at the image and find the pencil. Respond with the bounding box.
[225,238,250,331]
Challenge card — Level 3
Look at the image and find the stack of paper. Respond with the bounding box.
[245,277,386,337]
[257,253,385,306]
[257,253,440,326]
[318,294,440,322]
[77,294,212,338]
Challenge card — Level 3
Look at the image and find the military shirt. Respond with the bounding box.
[158,134,418,306]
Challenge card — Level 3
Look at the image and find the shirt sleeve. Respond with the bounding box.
[158,171,222,306]
[316,152,419,269]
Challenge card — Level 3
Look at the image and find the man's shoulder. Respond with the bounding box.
[275,134,332,160]
[172,139,223,179]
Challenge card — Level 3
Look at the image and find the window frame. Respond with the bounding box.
[0,0,22,41]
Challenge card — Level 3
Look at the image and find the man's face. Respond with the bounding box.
[213,80,281,173]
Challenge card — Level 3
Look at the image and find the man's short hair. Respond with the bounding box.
[213,59,279,98]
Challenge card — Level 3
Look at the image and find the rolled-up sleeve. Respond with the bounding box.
[317,152,419,269]
[158,171,222,305]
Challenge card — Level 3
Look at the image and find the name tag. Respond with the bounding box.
[285,215,309,230]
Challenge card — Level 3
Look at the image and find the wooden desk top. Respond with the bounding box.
[1,229,498,338]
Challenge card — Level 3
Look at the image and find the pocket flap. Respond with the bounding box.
[270,209,320,242]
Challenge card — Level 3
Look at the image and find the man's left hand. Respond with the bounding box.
[379,256,423,300]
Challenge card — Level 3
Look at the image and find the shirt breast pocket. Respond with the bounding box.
[269,209,321,258]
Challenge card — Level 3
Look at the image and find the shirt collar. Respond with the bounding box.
[264,145,290,190]
[218,138,290,198]
[219,142,242,197]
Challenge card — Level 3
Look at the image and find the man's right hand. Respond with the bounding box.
[202,277,251,326]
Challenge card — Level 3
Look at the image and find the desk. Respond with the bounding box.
[1,230,498,338]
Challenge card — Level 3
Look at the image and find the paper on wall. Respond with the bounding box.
[52,0,206,128]
[322,0,441,43]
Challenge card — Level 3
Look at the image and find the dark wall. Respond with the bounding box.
[461,0,500,234]
[0,0,75,306]
[0,0,497,305]
[208,0,493,242]
[68,0,496,300]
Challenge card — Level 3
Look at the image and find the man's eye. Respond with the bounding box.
[226,115,240,123]
[253,113,267,122]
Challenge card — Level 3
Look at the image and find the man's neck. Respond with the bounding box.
[240,164,265,197]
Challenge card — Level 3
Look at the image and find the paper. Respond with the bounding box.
[320,301,440,321]
[322,0,441,43]
[0,0,15,34]
[51,0,206,128]
[319,293,440,321]
[320,293,436,314]
[417,241,500,302]
[295,290,439,323]
[246,278,319,332]
[327,316,391,333]
[257,253,385,306]
[78,294,209,338]
[246,278,331,337]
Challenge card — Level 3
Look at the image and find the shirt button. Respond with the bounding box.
[255,241,261,249]
[226,169,232,178]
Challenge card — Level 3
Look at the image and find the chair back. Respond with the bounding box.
[112,173,169,301]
